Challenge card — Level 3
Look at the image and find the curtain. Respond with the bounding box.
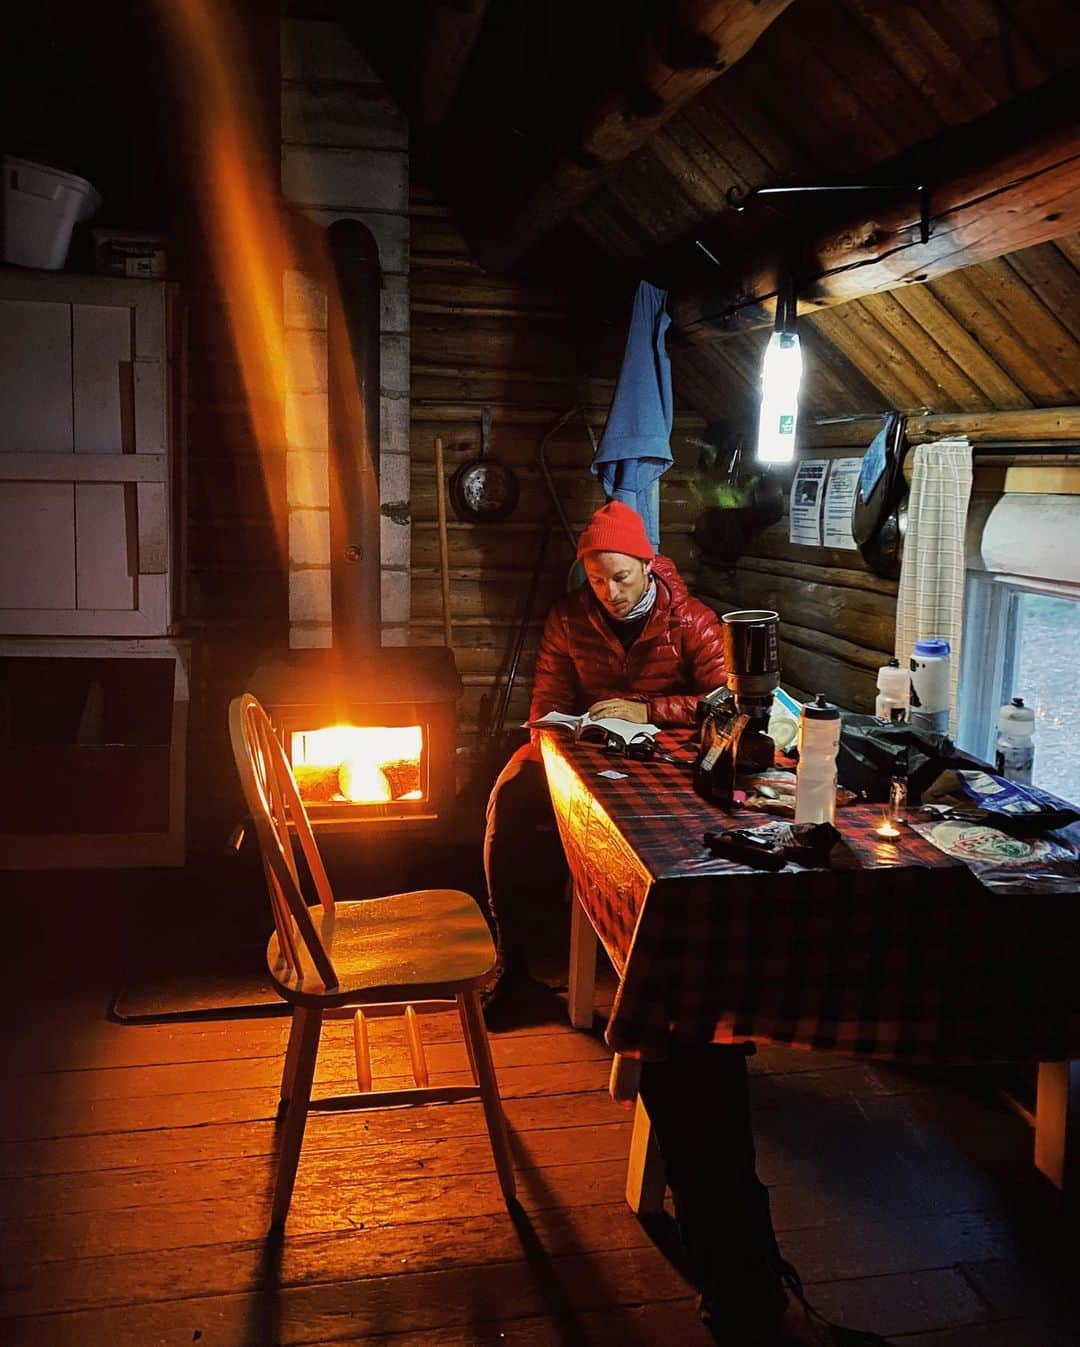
[894,437,974,736]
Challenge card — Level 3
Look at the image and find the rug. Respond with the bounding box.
[110,940,288,1023]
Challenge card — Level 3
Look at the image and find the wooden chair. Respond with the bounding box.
[228,693,515,1232]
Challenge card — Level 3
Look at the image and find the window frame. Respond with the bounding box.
[958,571,1080,764]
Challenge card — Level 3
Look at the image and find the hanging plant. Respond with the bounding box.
[686,425,784,569]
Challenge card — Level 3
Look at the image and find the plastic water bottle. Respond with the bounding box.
[795,694,841,825]
[909,637,951,735]
[995,697,1035,784]
[875,658,910,723]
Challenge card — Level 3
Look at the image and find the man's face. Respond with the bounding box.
[583,551,652,618]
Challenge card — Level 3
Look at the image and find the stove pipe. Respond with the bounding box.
[326,218,381,656]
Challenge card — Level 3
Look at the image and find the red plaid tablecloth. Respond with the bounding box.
[541,730,1080,1064]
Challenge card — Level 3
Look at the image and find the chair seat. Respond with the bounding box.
[267,888,497,1007]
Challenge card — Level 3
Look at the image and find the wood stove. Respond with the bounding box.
[250,219,461,832]
[250,647,460,830]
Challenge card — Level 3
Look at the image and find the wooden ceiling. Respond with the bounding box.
[568,0,1079,273]
[354,0,1080,423]
[673,231,1080,426]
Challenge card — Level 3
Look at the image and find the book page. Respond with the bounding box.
[524,711,583,730]
[581,714,661,741]
[524,710,661,743]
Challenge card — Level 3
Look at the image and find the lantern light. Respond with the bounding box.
[756,272,802,464]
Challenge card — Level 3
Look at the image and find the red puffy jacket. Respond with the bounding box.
[529,555,727,728]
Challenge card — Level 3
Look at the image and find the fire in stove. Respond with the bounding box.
[292,724,424,806]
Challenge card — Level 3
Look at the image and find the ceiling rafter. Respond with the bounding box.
[669,71,1080,344]
[472,0,798,272]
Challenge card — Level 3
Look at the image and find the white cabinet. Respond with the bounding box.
[0,271,175,636]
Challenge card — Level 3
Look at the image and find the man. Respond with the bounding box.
[482,498,726,1020]
[482,501,888,1347]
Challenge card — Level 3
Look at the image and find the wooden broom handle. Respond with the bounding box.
[433,436,453,648]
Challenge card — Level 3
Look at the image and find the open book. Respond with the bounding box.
[524,710,661,745]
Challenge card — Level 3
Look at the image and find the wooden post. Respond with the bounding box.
[625,1095,667,1216]
[568,882,598,1030]
[433,435,453,648]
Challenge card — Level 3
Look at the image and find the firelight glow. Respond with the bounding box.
[756,330,803,464]
[154,0,326,571]
[292,725,423,804]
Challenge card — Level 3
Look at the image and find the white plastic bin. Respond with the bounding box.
[2,156,102,270]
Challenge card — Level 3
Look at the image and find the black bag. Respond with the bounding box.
[836,715,991,804]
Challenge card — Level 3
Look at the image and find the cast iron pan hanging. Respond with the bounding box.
[852,411,909,578]
[449,406,520,522]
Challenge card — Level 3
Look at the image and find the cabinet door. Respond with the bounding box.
[0,274,172,636]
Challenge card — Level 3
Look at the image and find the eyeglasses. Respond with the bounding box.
[580,727,693,767]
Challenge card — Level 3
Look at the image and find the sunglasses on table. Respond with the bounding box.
[578,725,694,767]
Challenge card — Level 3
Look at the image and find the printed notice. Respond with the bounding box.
[822,456,861,550]
[789,459,828,546]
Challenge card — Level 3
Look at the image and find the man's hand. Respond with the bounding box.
[587,698,649,724]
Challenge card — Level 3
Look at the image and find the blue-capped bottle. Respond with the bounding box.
[909,637,951,735]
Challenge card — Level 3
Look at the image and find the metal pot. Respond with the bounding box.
[449,407,520,522]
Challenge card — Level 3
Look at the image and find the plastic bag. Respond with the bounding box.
[921,769,1079,836]
[836,714,990,803]
[908,813,1080,894]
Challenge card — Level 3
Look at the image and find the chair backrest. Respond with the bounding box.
[229,693,339,989]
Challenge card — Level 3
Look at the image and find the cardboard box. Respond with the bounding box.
[92,229,168,279]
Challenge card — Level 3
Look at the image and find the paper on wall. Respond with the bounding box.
[789,459,828,545]
[822,457,861,550]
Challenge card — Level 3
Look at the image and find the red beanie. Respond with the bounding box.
[576,501,654,562]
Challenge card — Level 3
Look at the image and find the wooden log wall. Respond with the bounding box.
[694,411,1080,714]
[407,192,711,754]
[695,446,898,714]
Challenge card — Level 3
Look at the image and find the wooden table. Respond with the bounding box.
[540,730,1080,1207]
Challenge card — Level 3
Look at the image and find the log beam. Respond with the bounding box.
[671,72,1080,344]
[413,0,490,133]
[476,0,797,272]
[802,406,1080,449]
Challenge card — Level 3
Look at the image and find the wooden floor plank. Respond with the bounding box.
[2,1243,698,1347]
[806,1267,990,1338]
[1,1022,610,1108]
[898,1319,1076,1346]
[0,1199,660,1318]
[0,1059,614,1142]
[0,1120,634,1221]
[0,1157,634,1265]
[0,1089,629,1180]
[2,886,1075,1347]
[323,1299,718,1347]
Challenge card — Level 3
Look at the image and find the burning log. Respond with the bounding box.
[293,764,341,802]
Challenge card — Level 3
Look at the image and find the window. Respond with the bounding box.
[958,574,1080,805]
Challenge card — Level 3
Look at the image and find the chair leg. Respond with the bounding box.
[459,991,516,1201]
[271,1006,322,1232]
[456,996,480,1083]
[279,1006,307,1111]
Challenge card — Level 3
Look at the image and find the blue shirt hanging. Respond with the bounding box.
[592,280,674,551]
